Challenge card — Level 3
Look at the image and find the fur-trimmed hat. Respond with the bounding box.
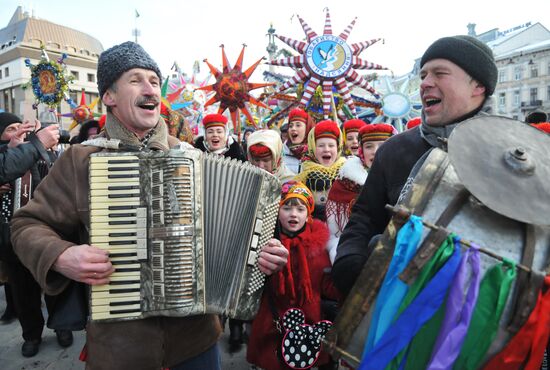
[314,120,340,141]
[420,35,497,96]
[280,180,315,215]
[97,41,162,98]
[288,108,309,124]
[343,119,366,134]
[0,112,22,136]
[359,123,394,143]
[526,110,548,124]
[406,117,422,130]
[202,113,228,130]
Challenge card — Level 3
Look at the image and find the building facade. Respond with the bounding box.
[480,22,550,121]
[0,6,104,129]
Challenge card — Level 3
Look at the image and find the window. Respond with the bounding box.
[0,69,2,79]
[548,62,550,76]
[498,69,507,83]
[530,87,538,103]
[4,67,9,77]
[87,73,95,83]
[514,90,520,106]
[71,70,79,80]
[499,92,506,107]
[547,85,550,101]
[514,66,522,80]
[530,63,538,78]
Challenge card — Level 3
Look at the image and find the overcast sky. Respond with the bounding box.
[3,0,550,81]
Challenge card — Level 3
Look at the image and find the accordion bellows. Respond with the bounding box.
[88,149,281,322]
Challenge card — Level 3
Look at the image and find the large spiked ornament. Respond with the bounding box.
[61,89,101,130]
[269,9,388,119]
[197,44,274,133]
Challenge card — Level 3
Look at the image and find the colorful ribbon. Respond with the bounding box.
[362,215,423,356]
[483,275,550,370]
[426,245,481,369]
[358,235,461,370]
[453,259,517,370]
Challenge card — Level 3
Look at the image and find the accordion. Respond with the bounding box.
[88,149,281,322]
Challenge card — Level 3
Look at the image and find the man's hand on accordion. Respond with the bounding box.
[52,244,116,285]
[257,238,289,276]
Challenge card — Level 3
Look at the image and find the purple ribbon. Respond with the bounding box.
[426,245,481,370]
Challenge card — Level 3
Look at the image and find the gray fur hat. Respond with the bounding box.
[420,35,497,96]
[97,41,162,98]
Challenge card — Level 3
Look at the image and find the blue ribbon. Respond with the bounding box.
[362,215,423,356]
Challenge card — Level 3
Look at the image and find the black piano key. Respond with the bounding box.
[109,288,140,294]
[115,267,141,273]
[110,300,141,307]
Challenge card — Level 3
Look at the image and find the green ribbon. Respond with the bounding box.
[453,259,517,370]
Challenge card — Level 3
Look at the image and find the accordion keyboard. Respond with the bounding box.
[89,155,146,320]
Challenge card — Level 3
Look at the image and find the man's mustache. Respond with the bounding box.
[136,96,160,106]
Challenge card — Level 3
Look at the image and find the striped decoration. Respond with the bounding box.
[339,17,357,41]
[351,39,382,55]
[275,35,307,54]
[297,15,318,42]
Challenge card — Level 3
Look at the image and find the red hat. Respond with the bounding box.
[288,108,309,124]
[248,143,272,158]
[359,123,394,143]
[314,120,340,141]
[406,117,422,130]
[202,113,228,130]
[531,122,550,134]
[343,119,366,133]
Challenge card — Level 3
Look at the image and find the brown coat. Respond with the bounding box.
[11,140,221,369]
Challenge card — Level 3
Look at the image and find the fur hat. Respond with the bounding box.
[97,41,162,98]
[288,108,309,124]
[202,113,228,130]
[359,123,394,143]
[280,180,315,215]
[314,120,340,141]
[420,35,497,96]
[343,119,366,134]
[0,112,21,135]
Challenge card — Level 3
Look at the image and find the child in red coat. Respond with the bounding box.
[247,181,339,370]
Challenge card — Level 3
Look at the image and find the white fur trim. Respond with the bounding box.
[338,156,368,185]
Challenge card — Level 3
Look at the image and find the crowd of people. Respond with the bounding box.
[0,32,548,370]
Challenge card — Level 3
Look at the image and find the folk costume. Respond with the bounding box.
[282,108,314,175]
[247,129,295,183]
[294,120,345,221]
[342,119,366,156]
[194,113,246,161]
[247,181,339,370]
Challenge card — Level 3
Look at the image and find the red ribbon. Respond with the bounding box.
[483,275,550,370]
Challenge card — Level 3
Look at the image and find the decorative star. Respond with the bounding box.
[61,89,101,130]
[269,9,388,119]
[197,44,274,133]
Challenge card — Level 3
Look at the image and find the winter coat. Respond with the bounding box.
[332,102,494,296]
[247,219,339,370]
[0,138,46,184]
[11,114,222,369]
